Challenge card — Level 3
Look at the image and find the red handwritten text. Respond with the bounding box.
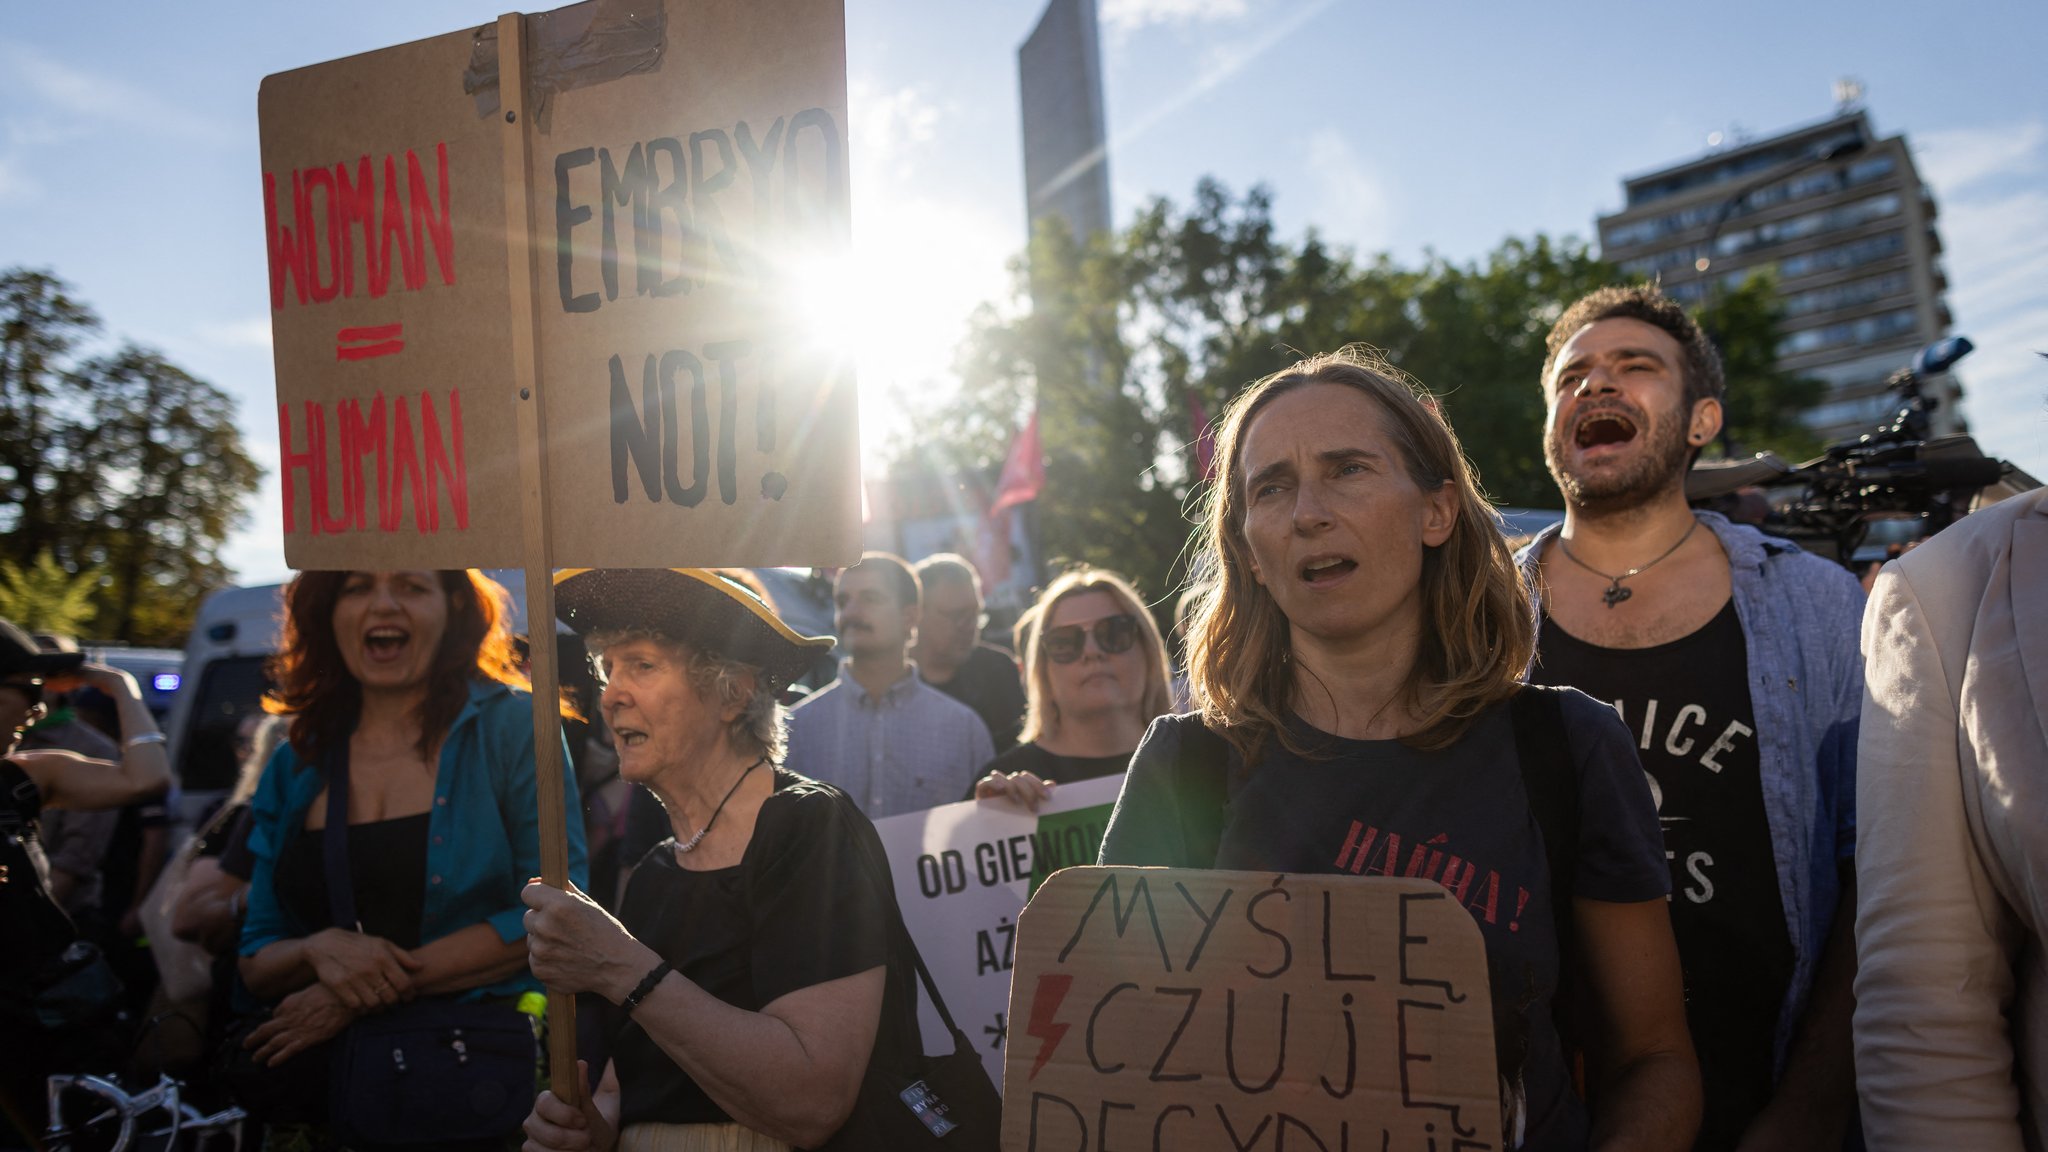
[278,389,468,536]
[265,144,456,310]
[336,324,405,361]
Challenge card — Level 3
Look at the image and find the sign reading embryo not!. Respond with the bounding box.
[260,0,858,569]
[1004,868,1500,1152]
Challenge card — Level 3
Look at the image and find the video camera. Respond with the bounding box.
[1687,336,2038,566]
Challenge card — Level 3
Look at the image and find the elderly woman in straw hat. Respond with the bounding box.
[519,569,917,1152]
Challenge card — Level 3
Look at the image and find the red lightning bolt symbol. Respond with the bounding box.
[1024,972,1074,1080]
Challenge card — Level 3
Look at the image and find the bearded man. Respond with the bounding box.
[1516,285,1865,1151]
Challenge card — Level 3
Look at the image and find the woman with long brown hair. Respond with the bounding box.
[1098,349,1699,1151]
[234,569,586,1148]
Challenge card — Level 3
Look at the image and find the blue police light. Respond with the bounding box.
[153,673,182,693]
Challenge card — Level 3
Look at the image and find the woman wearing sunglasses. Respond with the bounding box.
[971,568,1172,811]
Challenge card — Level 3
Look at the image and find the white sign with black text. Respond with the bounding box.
[872,775,1126,1090]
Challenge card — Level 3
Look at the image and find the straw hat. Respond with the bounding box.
[552,569,834,689]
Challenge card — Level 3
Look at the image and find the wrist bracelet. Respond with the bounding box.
[622,961,673,1016]
[125,731,167,749]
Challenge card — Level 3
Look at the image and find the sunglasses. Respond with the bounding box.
[1040,615,1141,664]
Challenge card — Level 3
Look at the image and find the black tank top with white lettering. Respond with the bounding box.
[1532,599,1790,1152]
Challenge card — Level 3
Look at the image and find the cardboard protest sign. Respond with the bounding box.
[1004,868,1500,1152]
[260,0,860,570]
[260,27,522,569]
[873,776,1126,1088]
[524,0,858,567]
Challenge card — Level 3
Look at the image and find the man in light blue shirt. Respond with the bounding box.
[1517,285,1863,1151]
[786,553,994,817]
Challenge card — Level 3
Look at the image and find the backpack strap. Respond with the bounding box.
[1178,719,1240,869]
[1508,685,1578,943]
[322,744,360,932]
[1508,684,1585,1070]
[833,790,977,1060]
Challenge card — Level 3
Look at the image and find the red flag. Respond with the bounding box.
[977,509,1014,587]
[988,410,1044,516]
[1189,390,1217,481]
[976,412,1041,587]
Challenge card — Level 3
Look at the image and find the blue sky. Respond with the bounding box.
[2,0,2042,584]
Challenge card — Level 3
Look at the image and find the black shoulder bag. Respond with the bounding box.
[822,793,1001,1152]
[320,745,540,1149]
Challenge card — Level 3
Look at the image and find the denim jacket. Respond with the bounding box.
[240,679,588,1000]
[1517,511,1864,1073]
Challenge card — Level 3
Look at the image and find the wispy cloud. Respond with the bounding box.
[1303,128,1394,255]
[0,41,233,146]
[198,318,276,351]
[1100,0,1249,33]
[1917,122,2046,194]
[1922,119,2048,480]
[850,81,942,187]
[0,40,233,201]
[1037,0,1334,215]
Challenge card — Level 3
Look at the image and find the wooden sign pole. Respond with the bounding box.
[496,9,581,1107]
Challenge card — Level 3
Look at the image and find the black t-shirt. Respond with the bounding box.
[926,644,1027,754]
[961,741,1131,800]
[273,813,431,948]
[1,758,75,985]
[612,769,908,1129]
[1532,601,1791,1151]
[1099,695,1668,1152]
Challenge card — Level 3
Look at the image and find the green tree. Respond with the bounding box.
[0,270,100,562]
[911,181,1815,606]
[0,549,101,636]
[0,268,263,645]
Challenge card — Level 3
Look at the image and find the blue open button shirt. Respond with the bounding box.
[239,679,588,1001]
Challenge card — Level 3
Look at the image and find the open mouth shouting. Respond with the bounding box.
[362,625,413,664]
[1572,410,1640,458]
[1299,554,1359,587]
[611,724,651,751]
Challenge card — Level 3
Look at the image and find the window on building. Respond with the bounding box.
[1845,154,1897,185]
[1718,194,1903,258]
[1778,307,1918,356]
[1781,272,1912,318]
[1802,391,1903,431]
[1779,232,1906,279]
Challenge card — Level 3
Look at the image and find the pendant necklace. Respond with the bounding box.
[675,756,767,854]
[1556,517,1699,608]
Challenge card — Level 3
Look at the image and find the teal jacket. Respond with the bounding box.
[239,679,588,1000]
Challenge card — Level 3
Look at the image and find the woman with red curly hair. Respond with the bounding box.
[234,569,586,1147]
